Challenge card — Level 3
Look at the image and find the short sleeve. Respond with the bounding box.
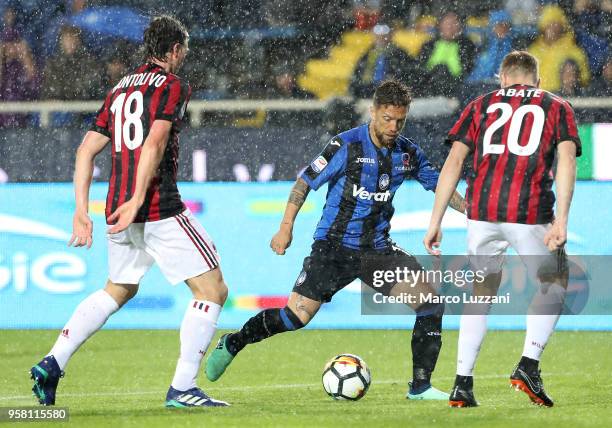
[299,136,348,191]
[89,92,112,137]
[556,101,582,157]
[445,100,476,150]
[410,145,439,191]
[154,79,191,122]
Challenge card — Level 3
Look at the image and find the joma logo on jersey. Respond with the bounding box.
[352,185,390,201]
[356,157,375,164]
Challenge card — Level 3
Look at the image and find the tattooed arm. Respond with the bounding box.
[287,177,311,209]
[449,190,467,214]
[270,178,311,255]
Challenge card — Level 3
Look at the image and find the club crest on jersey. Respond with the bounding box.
[379,174,390,190]
[311,156,328,173]
[395,152,412,172]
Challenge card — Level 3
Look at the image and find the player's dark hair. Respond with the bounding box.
[143,15,188,62]
[373,79,411,108]
[500,50,539,80]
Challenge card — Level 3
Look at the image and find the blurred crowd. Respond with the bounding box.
[350,0,611,99]
[0,0,611,127]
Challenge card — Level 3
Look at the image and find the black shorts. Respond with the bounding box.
[292,239,423,303]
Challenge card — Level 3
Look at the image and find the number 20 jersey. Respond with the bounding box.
[447,84,582,225]
[91,62,191,224]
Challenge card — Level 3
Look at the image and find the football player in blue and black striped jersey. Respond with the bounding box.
[207,79,466,400]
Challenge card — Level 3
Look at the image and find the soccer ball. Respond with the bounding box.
[322,354,371,400]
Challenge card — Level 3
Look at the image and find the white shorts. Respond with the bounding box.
[107,209,219,285]
[466,219,562,277]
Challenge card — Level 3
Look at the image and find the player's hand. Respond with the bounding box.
[543,220,567,251]
[68,211,93,249]
[107,199,141,234]
[423,226,443,256]
[270,225,292,255]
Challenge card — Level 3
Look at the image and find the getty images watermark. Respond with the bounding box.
[360,255,601,316]
[368,266,513,305]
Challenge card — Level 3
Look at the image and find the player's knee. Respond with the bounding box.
[287,301,317,326]
[280,306,306,330]
[215,281,229,304]
[189,278,228,305]
[537,263,569,288]
[125,286,138,301]
[205,278,228,304]
[415,301,445,319]
[104,281,138,307]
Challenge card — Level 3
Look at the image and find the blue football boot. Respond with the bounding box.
[30,355,63,406]
[165,386,230,408]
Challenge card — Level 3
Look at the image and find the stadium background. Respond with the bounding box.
[1,0,611,331]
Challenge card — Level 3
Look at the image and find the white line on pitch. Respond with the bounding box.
[0,372,573,402]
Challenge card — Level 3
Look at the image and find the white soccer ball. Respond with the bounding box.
[322,354,371,400]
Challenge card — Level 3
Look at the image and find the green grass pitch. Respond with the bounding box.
[1,329,611,427]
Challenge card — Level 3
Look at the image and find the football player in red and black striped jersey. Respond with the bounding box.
[424,51,580,408]
[31,16,230,408]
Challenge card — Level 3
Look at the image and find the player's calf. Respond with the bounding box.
[228,305,306,354]
[408,302,445,398]
[205,306,305,381]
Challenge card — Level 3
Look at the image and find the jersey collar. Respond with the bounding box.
[507,83,536,89]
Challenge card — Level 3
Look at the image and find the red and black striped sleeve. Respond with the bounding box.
[154,79,191,122]
[445,99,477,149]
[89,91,112,137]
[556,100,582,157]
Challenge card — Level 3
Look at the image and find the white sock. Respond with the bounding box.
[48,289,119,370]
[171,300,221,391]
[456,303,491,376]
[522,283,565,360]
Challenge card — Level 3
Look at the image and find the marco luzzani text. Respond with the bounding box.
[370,267,511,305]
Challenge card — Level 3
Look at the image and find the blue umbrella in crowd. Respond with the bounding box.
[68,6,148,42]
[39,6,148,59]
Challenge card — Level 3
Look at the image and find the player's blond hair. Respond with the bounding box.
[500,51,539,81]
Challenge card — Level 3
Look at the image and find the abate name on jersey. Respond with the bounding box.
[494,88,543,98]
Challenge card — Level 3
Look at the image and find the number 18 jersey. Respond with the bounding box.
[90,62,191,224]
[447,84,581,224]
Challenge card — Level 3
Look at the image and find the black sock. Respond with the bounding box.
[455,374,473,389]
[411,302,444,390]
[518,356,539,373]
[226,307,304,356]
